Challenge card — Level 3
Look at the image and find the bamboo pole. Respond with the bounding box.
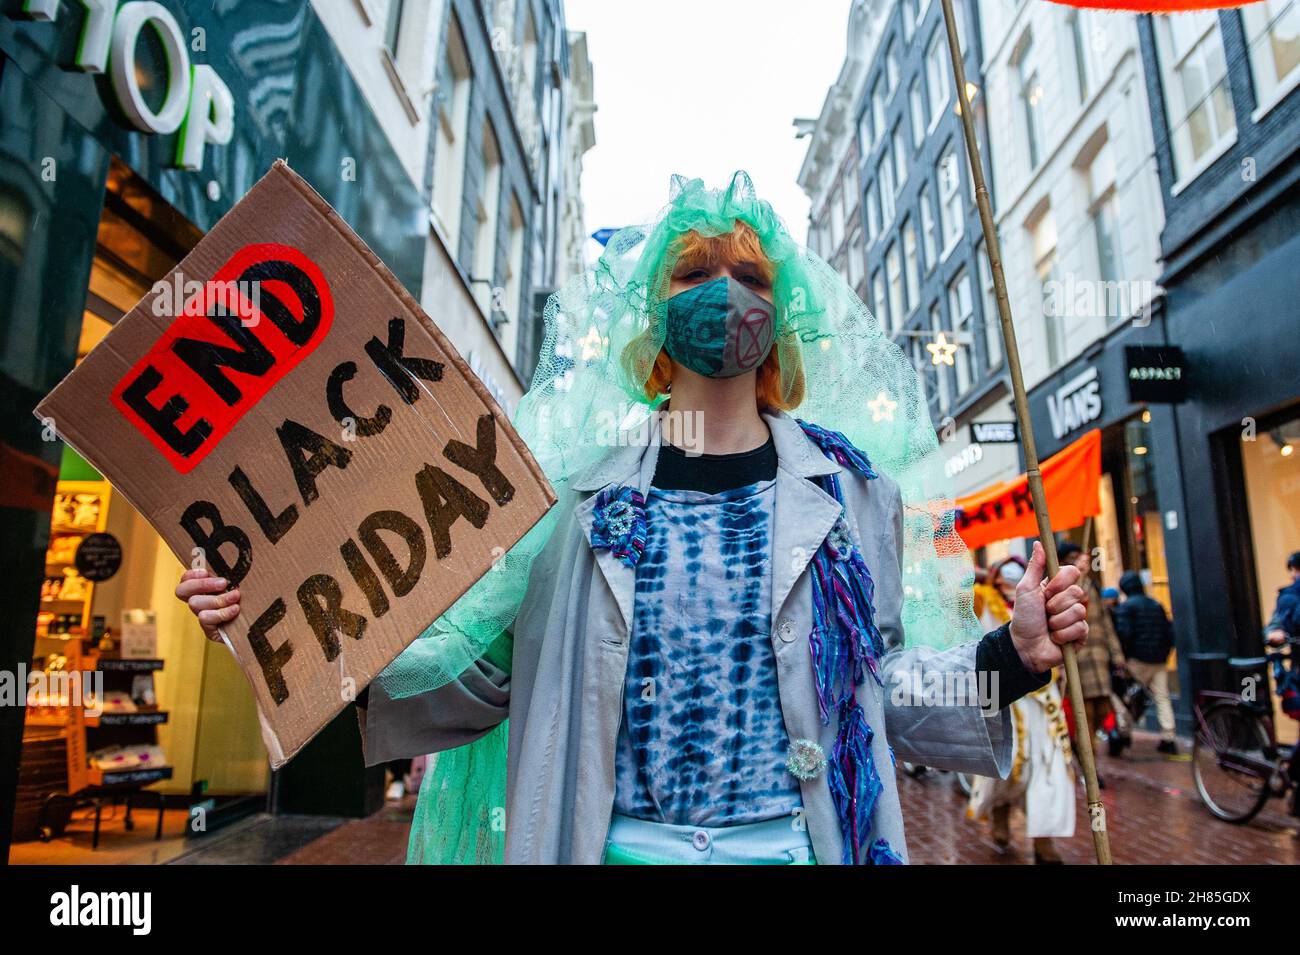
[937,0,1112,865]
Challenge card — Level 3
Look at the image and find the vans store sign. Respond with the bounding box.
[17,0,233,170]
[1047,366,1103,441]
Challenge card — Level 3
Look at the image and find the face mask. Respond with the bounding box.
[662,276,775,378]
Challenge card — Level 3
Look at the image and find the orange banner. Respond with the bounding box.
[1046,0,1259,10]
[954,428,1102,551]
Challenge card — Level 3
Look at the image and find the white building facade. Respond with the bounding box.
[312,0,594,413]
[978,0,1166,390]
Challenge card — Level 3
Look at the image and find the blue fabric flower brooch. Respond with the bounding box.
[590,485,648,568]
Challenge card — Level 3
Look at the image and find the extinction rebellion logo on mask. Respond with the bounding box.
[735,309,773,370]
[49,885,152,936]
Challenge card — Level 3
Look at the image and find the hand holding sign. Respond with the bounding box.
[36,161,555,767]
[176,569,239,639]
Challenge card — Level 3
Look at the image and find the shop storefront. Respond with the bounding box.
[1,1,429,858]
[1156,186,1300,749]
[1026,309,1191,727]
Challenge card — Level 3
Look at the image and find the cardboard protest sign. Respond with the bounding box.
[36,161,555,767]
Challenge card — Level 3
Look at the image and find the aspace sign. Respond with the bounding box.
[14,0,234,171]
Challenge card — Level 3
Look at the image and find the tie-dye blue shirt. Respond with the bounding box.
[613,478,803,825]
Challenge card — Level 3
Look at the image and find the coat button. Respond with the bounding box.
[691,830,710,851]
[777,618,797,643]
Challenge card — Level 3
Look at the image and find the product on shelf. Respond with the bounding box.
[93,691,137,714]
[46,535,81,564]
[88,743,166,771]
[59,569,89,601]
[51,491,101,530]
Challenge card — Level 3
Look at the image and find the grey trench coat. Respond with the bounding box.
[361,410,1012,864]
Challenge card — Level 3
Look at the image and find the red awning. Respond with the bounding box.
[1045,0,1256,11]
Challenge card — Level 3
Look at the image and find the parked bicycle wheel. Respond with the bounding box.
[1192,702,1272,823]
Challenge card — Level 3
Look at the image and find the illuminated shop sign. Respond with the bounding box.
[1125,345,1188,403]
[971,421,1018,444]
[17,0,234,171]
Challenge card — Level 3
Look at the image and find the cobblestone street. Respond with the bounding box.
[154,732,1299,866]
[903,731,1300,865]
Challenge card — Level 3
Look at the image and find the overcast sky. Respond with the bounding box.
[564,0,853,258]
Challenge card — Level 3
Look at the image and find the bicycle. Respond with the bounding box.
[1191,640,1296,823]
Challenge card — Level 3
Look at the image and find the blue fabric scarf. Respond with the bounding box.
[798,420,902,865]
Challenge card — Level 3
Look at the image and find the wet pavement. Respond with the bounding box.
[34,729,1280,866]
[904,731,1299,865]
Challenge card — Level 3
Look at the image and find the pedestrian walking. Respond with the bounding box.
[1113,571,1178,755]
[1264,551,1300,814]
[968,556,1076,864]
[1058,542,1126,771]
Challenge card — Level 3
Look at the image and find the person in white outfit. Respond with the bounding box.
[968,557,1076,863]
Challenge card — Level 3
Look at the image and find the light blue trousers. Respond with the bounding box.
[602,813,816,865]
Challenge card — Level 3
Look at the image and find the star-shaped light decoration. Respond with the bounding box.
[578,325,606,361]
[868,390,897,422]
[927,332,958,366]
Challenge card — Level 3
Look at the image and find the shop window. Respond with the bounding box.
[1242,0,1300,116]
[14,160,266,853]
[1123,416,1172,612]
[1240,408,1300,742]
[1152,12,1236,184]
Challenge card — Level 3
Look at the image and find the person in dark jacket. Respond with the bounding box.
[1057,542,1125,757]
[1112,571,1177,755]
[1264,552,1300,815]
[1264,552,1300,643]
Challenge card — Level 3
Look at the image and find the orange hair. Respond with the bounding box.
[630,222,805,411]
